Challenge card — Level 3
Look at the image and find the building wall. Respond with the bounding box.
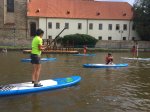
[0,0,27,39]
[27,17,39,38]
[0,0,139,42]
[95,40,150,49]
[39,18,88,39]
[39,18,139,40]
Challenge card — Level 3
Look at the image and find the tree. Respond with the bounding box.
[58,34,98,48]
[133,0,150,41]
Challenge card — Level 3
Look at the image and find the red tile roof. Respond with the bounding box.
[27,0,133,20]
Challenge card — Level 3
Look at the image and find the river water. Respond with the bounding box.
[0,51,150,112]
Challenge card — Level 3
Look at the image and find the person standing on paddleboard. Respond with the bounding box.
[105,53,113,64]
[83,45,87,54]
[31,29,46,87]
[131,41,138,58]
[131,45,137,58]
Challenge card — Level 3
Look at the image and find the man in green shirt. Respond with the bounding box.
[31,29,45,87]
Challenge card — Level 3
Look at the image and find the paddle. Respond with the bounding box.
[48,27,67,47]
[43,27,67,54]
[136,42,138,59]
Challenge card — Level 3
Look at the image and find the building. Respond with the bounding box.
[0,0,139,41]
[0,0,27,39]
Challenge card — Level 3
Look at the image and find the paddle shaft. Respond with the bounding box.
[50,27,66,44]
[136,43,138,58]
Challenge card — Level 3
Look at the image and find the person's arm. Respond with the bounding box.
[109,56,113,62]
[105,57,108,64]
[38,44,46,50]
[38,38,46,50]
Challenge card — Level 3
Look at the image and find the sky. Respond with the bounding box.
[95,0,135,5]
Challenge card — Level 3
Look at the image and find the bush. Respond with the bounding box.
[58,34,98,48]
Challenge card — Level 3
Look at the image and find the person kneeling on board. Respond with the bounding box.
[105,53,113,64]
[31,29,46,87]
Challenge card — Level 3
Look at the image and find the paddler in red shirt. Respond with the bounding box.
[105,53,113,64]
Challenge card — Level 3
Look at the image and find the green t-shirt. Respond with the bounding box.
[31,36,43,55]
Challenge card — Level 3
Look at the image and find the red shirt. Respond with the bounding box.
[105,56,113,64]
[131,47,137,53]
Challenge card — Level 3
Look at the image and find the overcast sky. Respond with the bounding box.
[95,0,135,5]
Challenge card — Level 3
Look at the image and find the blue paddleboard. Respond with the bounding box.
[21,58,56,62]
[83,63,128,68]
[0,76,81,96]
[73,54,96,56]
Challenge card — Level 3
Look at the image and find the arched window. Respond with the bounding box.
[30,22,36,37]
[7,0,14,12]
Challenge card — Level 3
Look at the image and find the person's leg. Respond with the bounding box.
[32,64,36,83]
[34,64,41,83]
[31,54,42,87]
[34,64,42,87]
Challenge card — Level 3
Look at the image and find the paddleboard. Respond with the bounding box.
[121,57,150,61]
[21,58,56,62]
[0,76,81,96]
[83,63,128,68]
[73,54,96,56]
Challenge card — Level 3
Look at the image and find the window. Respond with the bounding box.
[132,24,135,30]
[132,37,135,40]
[99,24,103,30]
[123,37,126,40]
[98,36,102,40]
[47,36,52,45]
[56,23,60,29]
[123,24,127,30]
[7,0,14,12]
[30,22,36,36]
[48,36,52,39]
[108,36,112,40]
[48,22,52,29]
[108,24,112,30]
[116,24,120,30]
[89,23,93,30]
[65,23,69,29]
[78,23,82,30]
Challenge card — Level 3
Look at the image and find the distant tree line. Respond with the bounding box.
[133,0,150,41]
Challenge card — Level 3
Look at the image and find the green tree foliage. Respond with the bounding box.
[133,0,150,40]
[58,34,98,47]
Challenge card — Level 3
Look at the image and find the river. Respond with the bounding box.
[0,51,150,112]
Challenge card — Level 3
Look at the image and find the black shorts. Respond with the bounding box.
[30,54,41,64]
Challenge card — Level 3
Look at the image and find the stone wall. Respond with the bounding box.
[95,40,150,49]
[0,38,31,47]
[0,0,28,39]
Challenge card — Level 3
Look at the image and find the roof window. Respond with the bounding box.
[96,12,100,16]
[36,9,40,13]
[66,11,70,14]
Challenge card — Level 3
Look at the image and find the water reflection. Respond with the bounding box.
[30,94,42,112]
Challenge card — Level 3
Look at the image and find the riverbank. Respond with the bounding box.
[0,46,150,53]
[0,46,31,51]
[0,39,150,52]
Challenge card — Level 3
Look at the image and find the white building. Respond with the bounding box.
[27,0,139,40]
